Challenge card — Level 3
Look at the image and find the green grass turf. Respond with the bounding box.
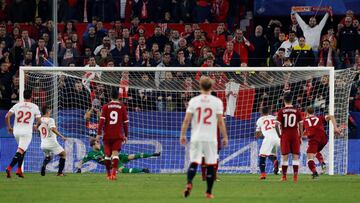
[0,173,359,203]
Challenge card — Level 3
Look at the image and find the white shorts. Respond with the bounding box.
[41,143,64,156]
[259,137,280,156]
[14,134,32,152]
[189,141,217,165]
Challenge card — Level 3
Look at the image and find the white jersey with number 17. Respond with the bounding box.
[9,102,41,136]
[186,94,223,142]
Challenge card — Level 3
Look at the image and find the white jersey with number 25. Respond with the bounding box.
[186,94,223,142]
[9,102,41,136]
[256,115,278,138]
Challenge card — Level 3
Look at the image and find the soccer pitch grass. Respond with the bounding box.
[1,173,359,203]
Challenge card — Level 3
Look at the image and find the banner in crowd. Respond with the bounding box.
[254,0,360,16]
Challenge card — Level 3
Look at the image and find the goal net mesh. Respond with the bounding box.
[22,68,354,175]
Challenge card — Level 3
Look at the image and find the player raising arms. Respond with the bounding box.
[96,88,128,180]
[5,90,41,178]
[38,106,67,176]
[275,93,303,182]
[76,138,160,174]
[180,76,228,199]
[301,107,341,179]
[255,106,280,180]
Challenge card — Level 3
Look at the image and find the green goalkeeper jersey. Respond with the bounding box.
[82,145,130,165]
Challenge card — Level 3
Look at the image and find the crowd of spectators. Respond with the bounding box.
[0,0,247,24]
[0,1,360,116]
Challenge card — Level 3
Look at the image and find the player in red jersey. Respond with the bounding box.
[301,107,341,179]
[275,93,303,182]
[96,88,129,180]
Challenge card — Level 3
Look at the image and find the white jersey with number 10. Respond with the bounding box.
[9,102,41,136]
[186,94,223,142]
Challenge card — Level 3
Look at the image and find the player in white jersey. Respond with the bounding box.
[255,107,280,180]
[180,76,228,199]
[5,90,41,178]
[38,106,67,176]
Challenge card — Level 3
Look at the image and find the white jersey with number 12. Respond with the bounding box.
[186,94,223,142]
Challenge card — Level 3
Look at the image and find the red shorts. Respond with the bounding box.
[280,135,300,155]
[103,139,122,157]
[307,137,328,154]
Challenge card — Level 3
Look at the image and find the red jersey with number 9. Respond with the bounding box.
[303,115,326,139]
[277,106,302,137]
[97,101,128,140]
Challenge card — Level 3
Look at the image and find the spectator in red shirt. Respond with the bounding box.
[192,29,208,57]
[231,29,254,64]
[31,16,46,41]
[211,0,229,22]
[318,39,338,68]
[133,25,148,42]
[209,24,226,55]
[321,27,337,50]
[222,41,240,67]
[135,36,148,62]
[63,21,77,40]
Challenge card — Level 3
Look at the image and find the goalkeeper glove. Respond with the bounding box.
[76,168,81,173]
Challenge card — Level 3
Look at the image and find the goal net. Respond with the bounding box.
[19,67,355,175]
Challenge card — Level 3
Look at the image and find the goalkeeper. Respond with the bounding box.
[76,138,160,173]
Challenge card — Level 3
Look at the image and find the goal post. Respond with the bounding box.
[19,66,352,175]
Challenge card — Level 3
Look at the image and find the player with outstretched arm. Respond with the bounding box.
[96,88,129,180]
[301,107,341,178]
[180,76,228,199]
[5,90,41,178]
[76,138,160,174]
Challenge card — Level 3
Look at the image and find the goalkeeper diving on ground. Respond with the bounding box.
[76,138,161,173]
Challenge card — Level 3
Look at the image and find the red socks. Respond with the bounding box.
[282,165,288,176]
[307,160,317,173]
[316,153,324,164]
[112,156,119,171]
[293,165,299,175]
[105,158,111,176]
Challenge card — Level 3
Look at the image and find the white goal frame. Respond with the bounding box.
[19,66,336,175]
